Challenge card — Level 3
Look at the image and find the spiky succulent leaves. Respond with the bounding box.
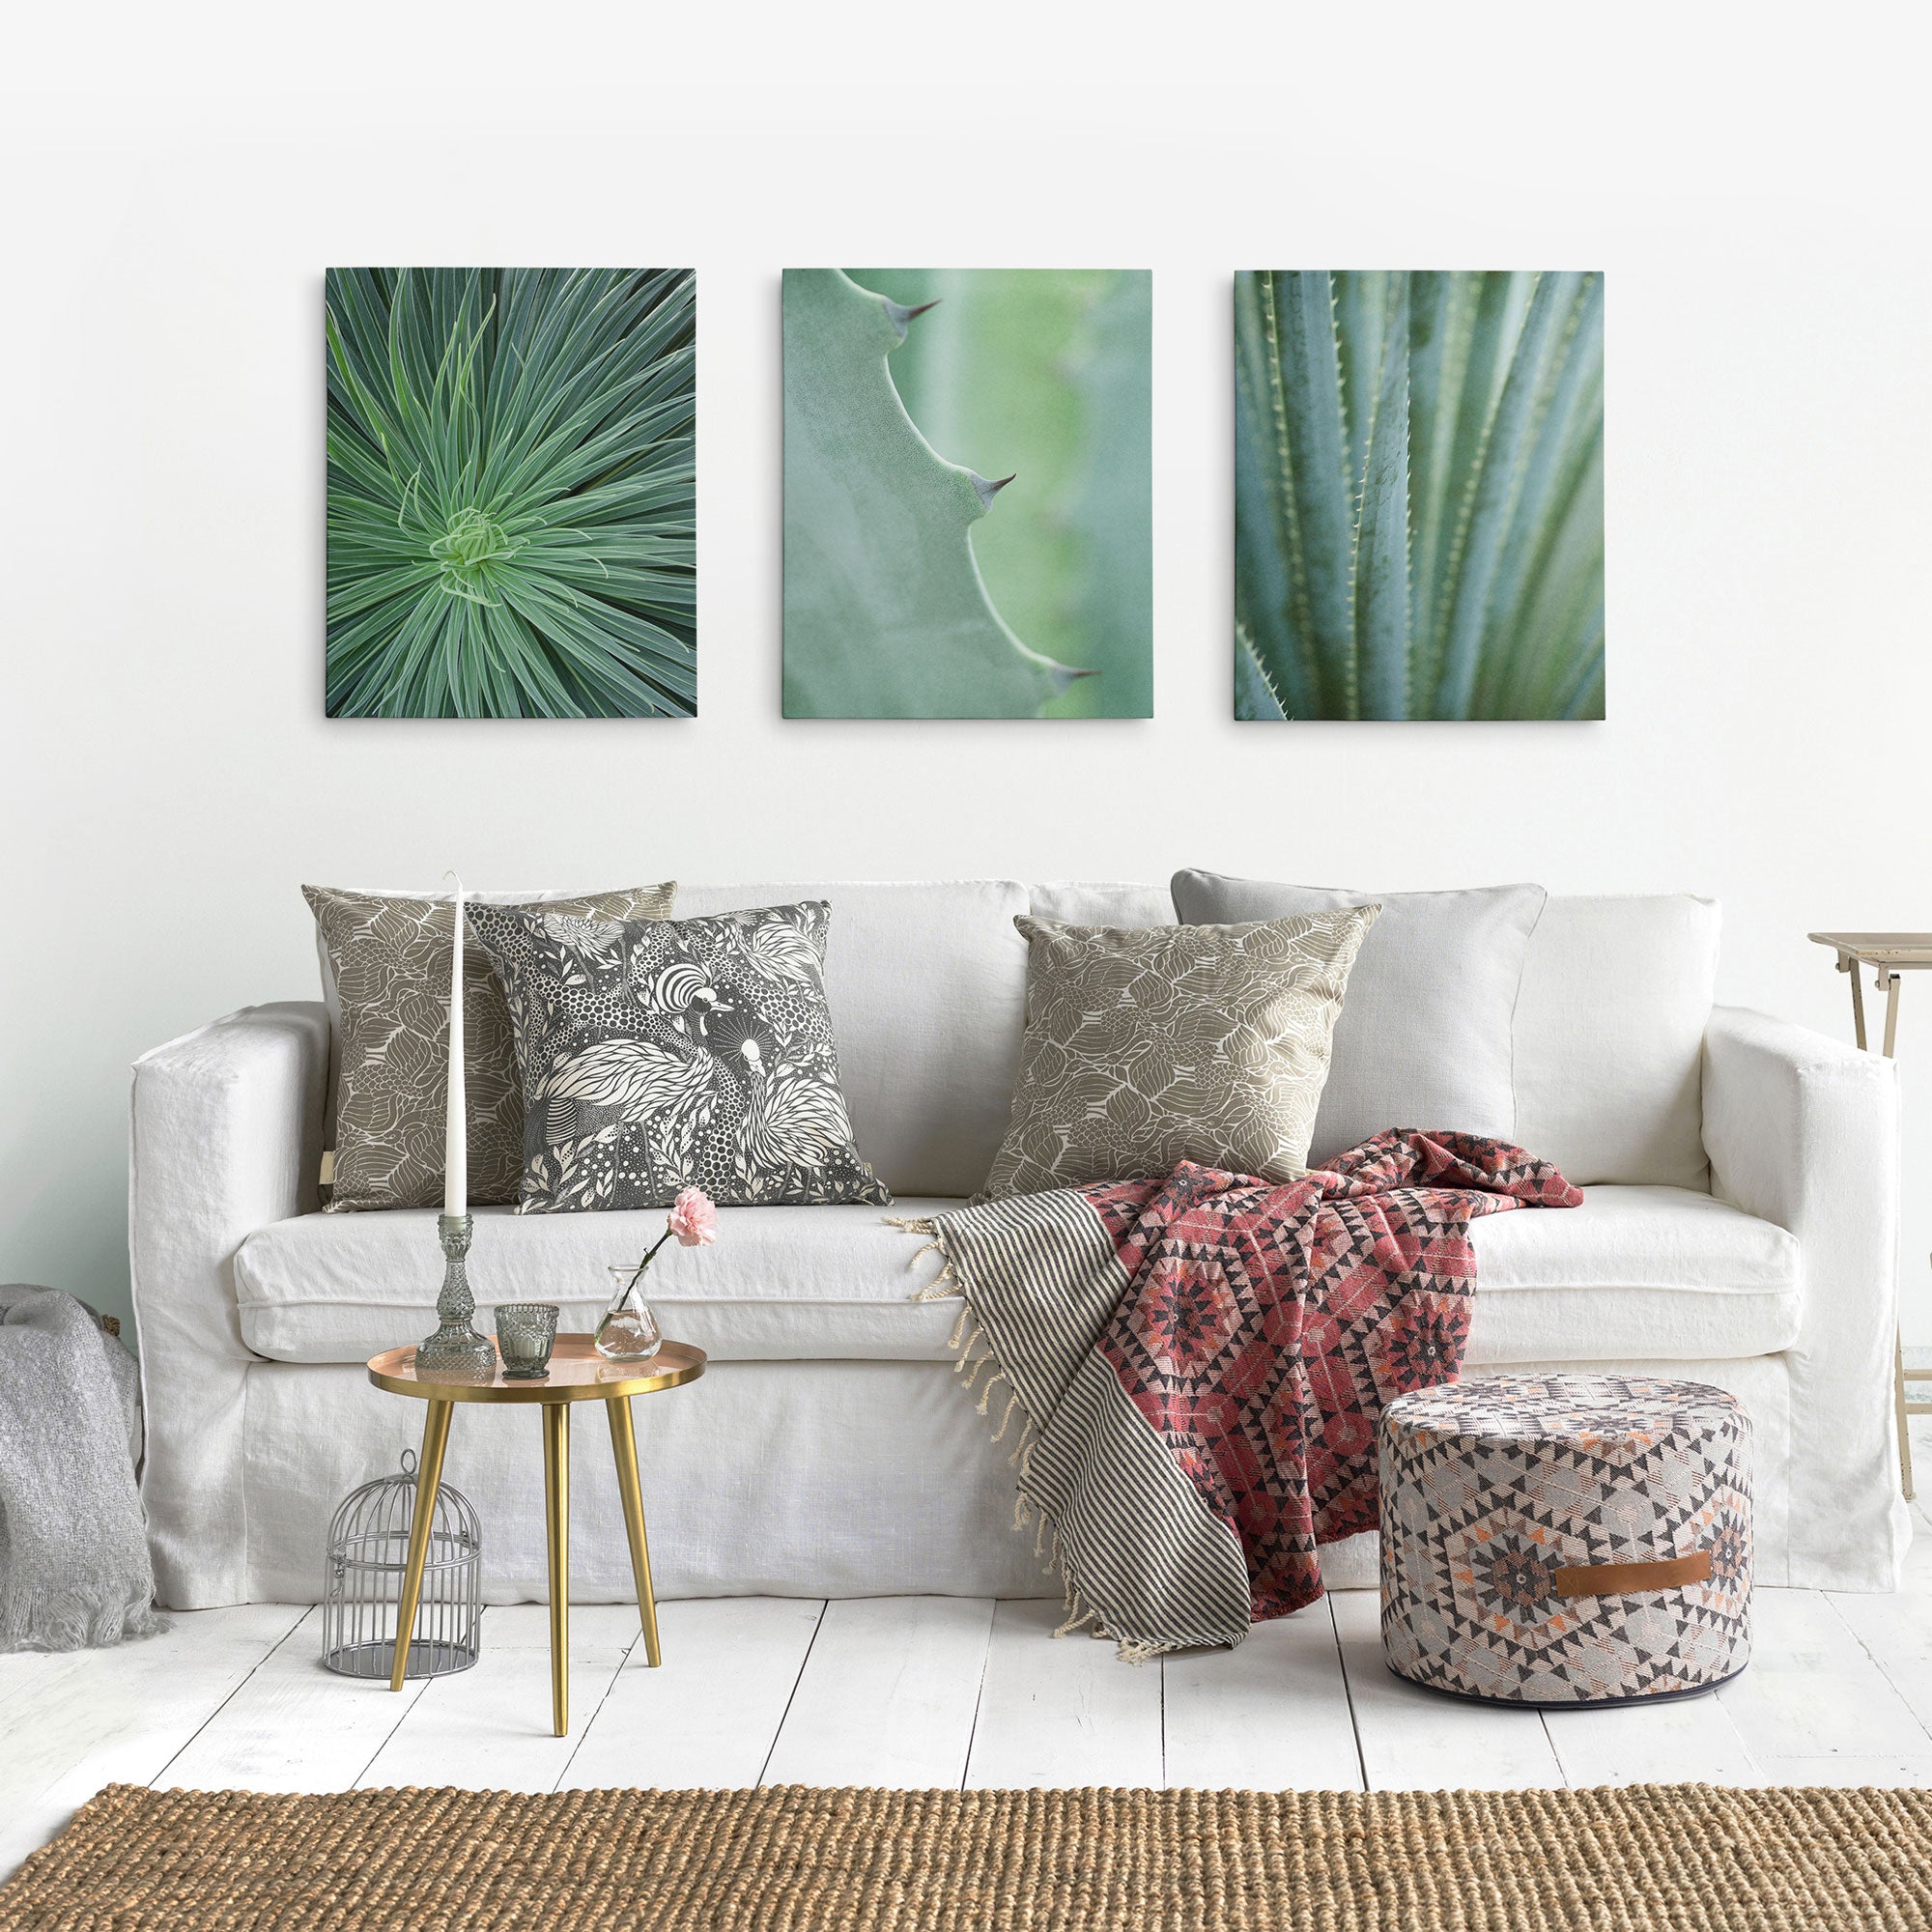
[781,270,1091,719]
[866,269,1153,720]
[1058,271,1154,717]
[1234,270,1605,721]
[326,268,696,718]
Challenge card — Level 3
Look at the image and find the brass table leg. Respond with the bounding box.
[390,1399,453,1692]
[542,1403,570,1736]
[607,1394,663,1668]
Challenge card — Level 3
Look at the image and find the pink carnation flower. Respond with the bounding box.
[667,1187,718,1247]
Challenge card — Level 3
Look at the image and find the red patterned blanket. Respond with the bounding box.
[898,1131,1581,1657]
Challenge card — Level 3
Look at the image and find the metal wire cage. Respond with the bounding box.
[321,1449,481,1680]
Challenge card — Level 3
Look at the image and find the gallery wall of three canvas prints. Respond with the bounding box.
[324,267,1604,723]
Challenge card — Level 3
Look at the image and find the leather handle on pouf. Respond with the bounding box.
[1553,1550,1712,1597]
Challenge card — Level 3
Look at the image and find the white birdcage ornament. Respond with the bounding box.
[321,1448,481,1679]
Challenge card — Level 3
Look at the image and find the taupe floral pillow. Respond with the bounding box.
[304,884,677,1211]
[980,906,1378,1201]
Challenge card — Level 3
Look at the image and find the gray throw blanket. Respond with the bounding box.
[0,1284,165,1650]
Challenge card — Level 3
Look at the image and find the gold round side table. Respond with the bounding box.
[367,1334,706,1736]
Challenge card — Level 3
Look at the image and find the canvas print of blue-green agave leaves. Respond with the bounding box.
[783,269,1152,719]
[326,268,696,718]
[1236,270,1604,721]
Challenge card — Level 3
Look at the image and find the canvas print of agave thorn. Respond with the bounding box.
[1236,270,1604,721]
[326,268,696,718]
[782,268,1153,719]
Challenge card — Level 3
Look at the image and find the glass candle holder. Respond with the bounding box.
[494,1303,559,1379]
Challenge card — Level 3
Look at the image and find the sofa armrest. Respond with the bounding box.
[1703,1004,1909,1588]
[130,1002,329,1605]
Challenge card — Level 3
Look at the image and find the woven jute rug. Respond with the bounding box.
[3,1781,1928,1930]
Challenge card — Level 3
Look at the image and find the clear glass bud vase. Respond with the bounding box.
[597,1265,664,1362]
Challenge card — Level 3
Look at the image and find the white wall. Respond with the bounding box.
[4,4,1930,1338]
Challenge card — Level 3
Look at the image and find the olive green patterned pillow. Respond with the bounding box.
[980,906,1378,1201]
[304,883,677,1212]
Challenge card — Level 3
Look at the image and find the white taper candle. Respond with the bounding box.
[443,870,467,1217]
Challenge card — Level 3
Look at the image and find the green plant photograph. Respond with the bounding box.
[782,269,1152,719]
[326,268,696,718]
[1236,270,1604,721]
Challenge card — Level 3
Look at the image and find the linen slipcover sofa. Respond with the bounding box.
[129,881,1910,1609]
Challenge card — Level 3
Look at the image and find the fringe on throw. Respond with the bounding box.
[889,1216,964,1302]
[887,1213,1177,1665]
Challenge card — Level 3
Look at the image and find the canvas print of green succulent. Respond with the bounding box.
[1236,270,1604,721]
[782,269,1152,719]
[326,268,696,718]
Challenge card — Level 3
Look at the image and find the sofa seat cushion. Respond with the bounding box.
[235,1183,1801,1371]
[1464,1184,1801,1364]
[237,1201,968,1366]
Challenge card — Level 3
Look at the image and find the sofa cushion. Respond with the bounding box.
[1171,873,1547,1165]
[1513,895,1720,1188]
[674,881,1029,1199]
[1464,1184,1799,1363]
[235,1184,1799,1371]
[236,1201,967,1365]
[1027,882,1176,928]
[467,898,890,1211]
[983,906,1378,1199]
[305,882,678,1212]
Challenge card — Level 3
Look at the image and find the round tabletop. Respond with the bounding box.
[367,1334,706,1405]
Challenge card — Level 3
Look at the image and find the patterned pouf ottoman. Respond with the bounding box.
[1379,1375,1751,1706]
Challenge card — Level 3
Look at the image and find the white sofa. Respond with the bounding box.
[129,881,1911,1610]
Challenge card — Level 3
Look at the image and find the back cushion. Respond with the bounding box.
[676,881,1029,1198]
[1172,872,1547,1164]
[1513,895,1719,1189]
[1027,882,1177,928]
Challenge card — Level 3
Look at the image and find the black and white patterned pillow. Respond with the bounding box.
[467,899,890,1212]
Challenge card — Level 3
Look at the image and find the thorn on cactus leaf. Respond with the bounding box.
[883,297,942,344]
[971,471,1018,511]
[1046,663,1099,693]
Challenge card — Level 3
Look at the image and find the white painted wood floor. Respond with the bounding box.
[8,1449,1932,1884]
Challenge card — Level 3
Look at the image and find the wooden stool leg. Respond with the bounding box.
[1897,1330,1917,1504]
[1876,969,1913,1501]
[607,1394,663,1667]
[390,1400,453,1692]
[542,1403,570,1735]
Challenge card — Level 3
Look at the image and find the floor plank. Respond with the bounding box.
[1330,1590,1567,1791]
[562,1598,825,1791]
[963,1600,1163,1790]
[1747,1754,1932,1788]
[360,1606,639,1792]
[762,1596,995,1790]
[1162,1599,1362,1791]
[0,1605,305,1878]
[1826,1491,1932,1735]
[1540,1691,1764,1788]
[160,1605,432,1792]
[1718,1589,1932,1762]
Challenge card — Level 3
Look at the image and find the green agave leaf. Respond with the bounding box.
[1353,272,1410,720]
[1234,273,1317,720]
[1434,271,1569,719]
[1269,271,1356,717]
[325,267,696,719]
[781,270,1092,719]
[1234,269,1605,721]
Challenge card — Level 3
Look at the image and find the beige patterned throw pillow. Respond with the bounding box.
[304,883,677,1211]
[980,906,1379,1201]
